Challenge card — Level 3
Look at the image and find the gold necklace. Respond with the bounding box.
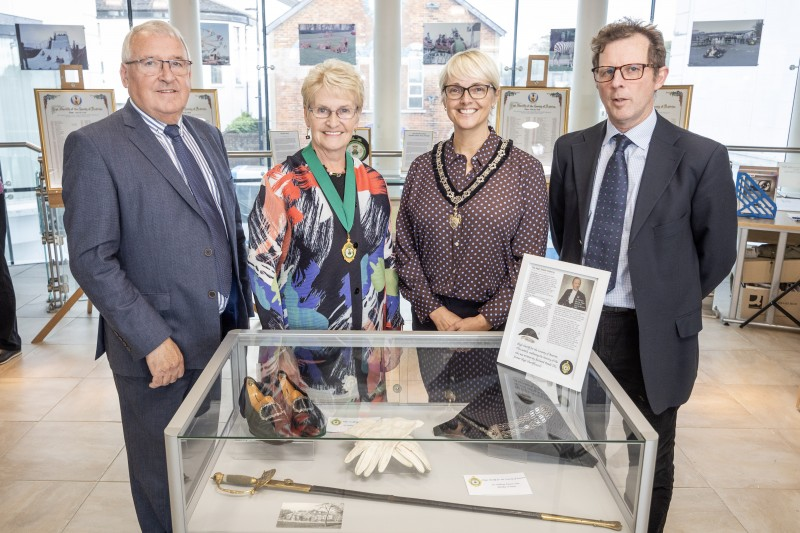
[433,138,511,230]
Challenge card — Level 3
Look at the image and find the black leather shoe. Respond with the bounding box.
[0,349,22,365]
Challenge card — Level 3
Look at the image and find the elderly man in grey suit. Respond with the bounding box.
[549,18,737,532]
[62,20,251,532]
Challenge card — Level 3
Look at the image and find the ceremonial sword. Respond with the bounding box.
[212,469,623,530]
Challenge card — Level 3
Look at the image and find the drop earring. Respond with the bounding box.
[305,128,311,140]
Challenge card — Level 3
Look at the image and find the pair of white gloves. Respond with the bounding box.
[344,417,432,477]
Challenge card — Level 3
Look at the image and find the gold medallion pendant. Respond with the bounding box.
[342,237,357,263]
[448,208,462,229]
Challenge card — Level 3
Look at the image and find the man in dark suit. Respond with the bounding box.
[549,18,737,532]
[557,276,587,310]
[62,21,251,532]
[0,167,22,365]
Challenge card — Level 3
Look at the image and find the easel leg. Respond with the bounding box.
[32,288,84,344]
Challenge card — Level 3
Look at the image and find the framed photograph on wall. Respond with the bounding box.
[34,89,116,199]
[184,89,220,128]
[655,85,693,129]
[496,87,570,172]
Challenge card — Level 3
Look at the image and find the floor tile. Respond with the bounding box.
[0,421,124,482]
[664,488,746,532]
[0,421,34,459]
[716,488,800,533]
[0,480,94,533]
[726,385,800,429]
[63,481,139,532]
[700,349,800,386]
[698,320,755,351]
[100,447,130,482]
[672,445,709,488]
[0,343,97,379]
[43,316,100,345]
[734,324,800,351]
[678,428,800,489]
[0,377,80,421]
[678,383,762,429]
[43,378,121,422]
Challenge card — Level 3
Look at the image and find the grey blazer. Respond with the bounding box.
[549,113,737,413]
[63,101,252,376]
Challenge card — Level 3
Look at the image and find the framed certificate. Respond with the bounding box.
[184,89,220,128]
[34,88,116,197]
[496,87,570,172]
[654,85,692,129]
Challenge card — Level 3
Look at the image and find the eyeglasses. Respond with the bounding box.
[307,106,358,120]
[443,84,495,100]
[591,63,655,82]
[125,57,192,76]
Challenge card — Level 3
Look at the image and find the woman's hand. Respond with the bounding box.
[452,314,492,331]
[429,306,461,331]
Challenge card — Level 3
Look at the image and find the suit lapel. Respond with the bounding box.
[630,115,684,243]
[572,123,606,242]
[121,103,203,216]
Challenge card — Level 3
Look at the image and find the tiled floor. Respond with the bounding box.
[2,262,799,532]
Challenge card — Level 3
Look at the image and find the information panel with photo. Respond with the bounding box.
[498,255,609,391]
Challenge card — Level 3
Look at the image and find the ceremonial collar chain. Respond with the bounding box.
[433,137,512,229]
[456,403,555,440]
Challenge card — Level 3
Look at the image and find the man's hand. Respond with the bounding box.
[145,338,185,388]
[452,313,491,331]
[429,306,461,331]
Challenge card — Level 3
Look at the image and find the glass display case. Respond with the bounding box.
[166,331,657,532]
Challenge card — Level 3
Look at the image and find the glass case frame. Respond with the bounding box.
[165,330,657,532]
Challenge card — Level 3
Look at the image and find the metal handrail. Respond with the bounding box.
[0,141,42,153]
[727,145,800,154]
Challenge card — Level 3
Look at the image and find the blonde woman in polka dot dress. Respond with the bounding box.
[396,49,549,331]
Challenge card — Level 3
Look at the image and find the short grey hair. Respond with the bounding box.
[121,20,190,63]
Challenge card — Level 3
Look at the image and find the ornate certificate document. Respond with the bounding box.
[184,89,220,128]
[35,89,115,193]
[496,88,569,172]
[655,85,692,129]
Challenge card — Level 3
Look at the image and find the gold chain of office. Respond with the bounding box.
[434,138,510,230]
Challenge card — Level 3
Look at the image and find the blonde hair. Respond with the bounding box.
[301,59,365,110]
[121,20,190,63]
[438,49,500,92]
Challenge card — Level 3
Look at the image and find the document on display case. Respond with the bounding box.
[269,130,301,166]
[497,255,609,391]
[401,130,434,172]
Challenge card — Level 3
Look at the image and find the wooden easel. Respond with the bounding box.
[32,65,95,344]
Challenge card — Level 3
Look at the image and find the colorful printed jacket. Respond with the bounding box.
[248,149,403,332]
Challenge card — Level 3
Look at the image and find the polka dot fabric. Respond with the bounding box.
[584,134,632,291]
[395,129,549,328]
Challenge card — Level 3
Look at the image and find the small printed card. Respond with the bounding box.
[326,416,374,434]
[463,473,532,496]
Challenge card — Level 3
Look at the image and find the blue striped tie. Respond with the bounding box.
[585,134,633,292]
[164,124,231,299]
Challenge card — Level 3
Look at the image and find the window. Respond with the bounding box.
[407,50,423,109]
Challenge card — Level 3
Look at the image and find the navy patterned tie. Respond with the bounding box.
[164,124,231,299]
[585,134,633,292]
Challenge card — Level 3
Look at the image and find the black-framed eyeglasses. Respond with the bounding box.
[307,106,358,120]
[125,57,192,76]
[591,63,655,82]
[442,84,495,100]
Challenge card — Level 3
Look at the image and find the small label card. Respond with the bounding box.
[326,416,376,434]
[463,473,532,496]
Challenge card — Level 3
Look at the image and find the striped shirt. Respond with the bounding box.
[129,99,229,312]
[584,109,657,309]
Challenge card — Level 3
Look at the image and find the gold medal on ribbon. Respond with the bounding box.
[342,236,356,263]
[448,206,461,229]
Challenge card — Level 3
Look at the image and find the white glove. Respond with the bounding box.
[343,418,431,477]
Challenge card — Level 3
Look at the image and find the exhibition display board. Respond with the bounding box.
[165,330,657,532]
